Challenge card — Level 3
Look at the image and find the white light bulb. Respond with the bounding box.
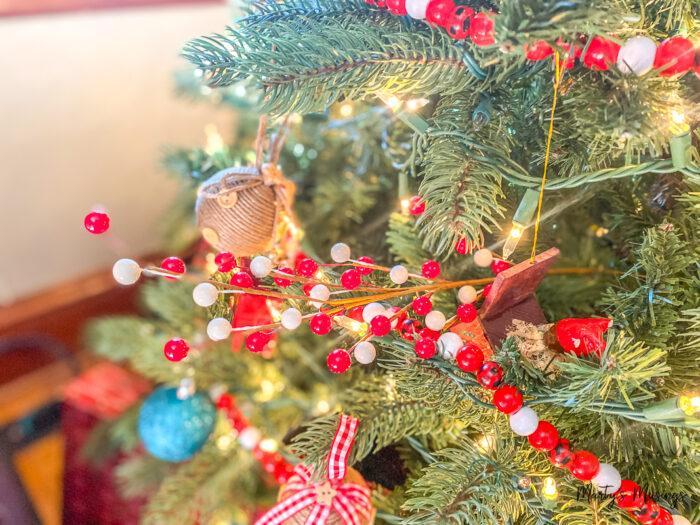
[473,249,494,268]
[458,285,477,304]
[390,265,409,284]
[425,310,446,331]
[330,242,351,263]
[193,283,218,307]
[207,317,232,341]
[362,302,385,323]
[250,255,273,278]
[112,259,141,285]
[354,342,376,364]
[280,308,302,330]
[437,332,462,360]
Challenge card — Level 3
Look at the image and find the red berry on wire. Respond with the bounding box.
[246,331,271,353]
[296,257,319,278]
[456,303,477,323]
[418,327,440,340]
[415,338,436,359]
[216,393,234,410]
[421,260,441,279]
[413,295,432,315]
[341,269,362,290]
[84,211,110,234]
[274,267,294,287]
[231,271,254,288]
[455,344,484,372]
[215,252,236,272]
[491,260,510,274]
[348,305,365,322]
[356,256,374,275]
[310,313,333,335]
[370,315,391,336]
[327,349,351,373]
[161,257,186,280]
[482,284,493,297]
[408,196,425,215]
[163,338,189,361]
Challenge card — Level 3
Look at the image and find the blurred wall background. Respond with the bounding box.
[0,3,233,304]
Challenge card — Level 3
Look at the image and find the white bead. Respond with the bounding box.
[458,285,477,304]
[362,302,385,323]
[208,383,227,402]
[354,342,376,364]
[425,310,446,331]
[592,463,622,495]
[238,427,262,450]
[281,308,302,330]
[617,36,656,76]
[473,249,493,268]
[207,317,232,341]
[309,284,330,308]
[176,377,195,400]
[193,283,218,307]
[250,255,273,278]
[390,265,409,284]
[330,242,351,263]
[509,407,539,436]
[383,310,399,329]
[437,332,462,360]
[112,258,141,285]
[405,0,430,19]
[672,516,693,525]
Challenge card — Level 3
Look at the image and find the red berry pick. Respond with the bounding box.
[274,267,294,287]
[215,252,236,272]
[327,349,352,373]
[246,331,271,353]
[161,257,186,280]
[528,421,559,452]
[408,196,425,215]
[570,451,600,481]
[491,260,510,274]
[296,258,319,278]
[456,344,484,372]
[310,313,333,335]
[341,269,362,290]
[415,338,437,359]
[370,315,391,337]
[231,271,254,288]
[457,303,477,323]
[164,338,189,361]
[356,256,374,275]
[492,385,523,414]
[84,211,110,234]
[412,295,432,315]
[421,260,441,279]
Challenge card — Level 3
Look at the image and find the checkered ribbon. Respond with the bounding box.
[254,415,371,525]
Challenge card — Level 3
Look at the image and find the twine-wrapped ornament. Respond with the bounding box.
[196,116,296,257]
[255,415,375,525]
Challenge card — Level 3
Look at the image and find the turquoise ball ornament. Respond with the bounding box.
[138,387,216,462]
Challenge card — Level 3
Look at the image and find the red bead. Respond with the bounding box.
[296,258,319,278]
[570,451,599,481]
[356,256,374,275]
[548,439,575,468]
[161,257,185,279]
[386,0,407,15]
[425,0,454,27]
[652,510,673,525]
[214,252,236,272]
[470,12,495,46]
[492,384,523,414]
[412,295,432,315]
[246,331,271,352]
[630,500,661,524]
[482,284,492,297]
[415,338,436,359]
[491,260,510,274]
[231,271,254,288]
[303,283,315,296]
[408,196,425,215]
[476,361,503,390]
[348,305,365,322]
[84,211,110,234]
[528,421,559,452]
[418,327,440,340]
[421,260,441,279]
[654,36,695,77]
[555,38,581,69]
[615,480,645,509]
[310,313,333,335]
[456,303,477,323]
[400,318,422,341]
[455,344,484,372]
[274,267,294,287]
[163,338,189,361]
[370,315,391,336]
[524,40,553,61]
[274,462,294,485]
[583,36,620,71]
[341,269,362,290]
[446,6,473,40]
[327,349,351,373]
[216,393,234,409]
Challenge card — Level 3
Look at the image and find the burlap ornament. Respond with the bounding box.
[196,116,296,256]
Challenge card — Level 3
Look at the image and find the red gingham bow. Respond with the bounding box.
[254,415,372,525]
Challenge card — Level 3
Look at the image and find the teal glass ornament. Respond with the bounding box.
[138,387,216,462]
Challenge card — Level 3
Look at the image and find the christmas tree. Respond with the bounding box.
[85,0,700,523]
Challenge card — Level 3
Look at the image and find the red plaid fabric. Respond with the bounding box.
[254,415,371,525]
